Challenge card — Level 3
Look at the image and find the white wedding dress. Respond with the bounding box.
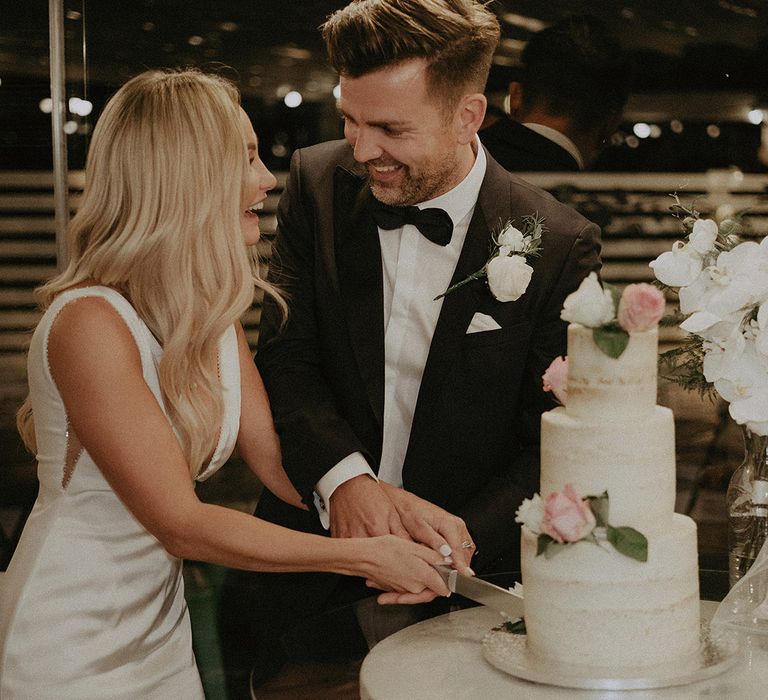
[0,286,241,699]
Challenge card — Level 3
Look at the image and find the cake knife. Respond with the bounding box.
[432,564,524,618]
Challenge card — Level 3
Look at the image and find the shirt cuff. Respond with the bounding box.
[313,452,378,529]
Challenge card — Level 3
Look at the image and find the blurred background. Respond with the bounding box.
[3,0,768,560]
[2,0,768,172]
[2,2,767,696]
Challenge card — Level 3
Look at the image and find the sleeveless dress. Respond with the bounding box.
[0,286,241,699]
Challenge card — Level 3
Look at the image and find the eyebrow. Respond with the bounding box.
[340,111,412,129]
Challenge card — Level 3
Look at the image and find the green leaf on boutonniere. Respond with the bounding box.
[593,325,630,359]
[587,491,610,527]
[606,525,648,562]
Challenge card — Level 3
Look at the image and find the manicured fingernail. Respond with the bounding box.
[439,544,452,557]
[467,568,475,576]
[443,555,453,564]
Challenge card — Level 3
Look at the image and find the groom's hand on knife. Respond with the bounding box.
[329,474,410,540]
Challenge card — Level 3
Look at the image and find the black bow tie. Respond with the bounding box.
[368,198,454,246]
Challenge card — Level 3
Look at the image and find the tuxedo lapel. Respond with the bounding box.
[333,167,385,428]
[407,156,511,451]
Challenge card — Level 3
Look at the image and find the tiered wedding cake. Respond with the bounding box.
[520,323,701,668]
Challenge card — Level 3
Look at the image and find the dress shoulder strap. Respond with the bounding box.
[40,286,158,384]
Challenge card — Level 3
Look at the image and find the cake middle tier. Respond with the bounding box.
[541,405,676,531]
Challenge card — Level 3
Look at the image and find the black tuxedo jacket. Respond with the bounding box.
[255,140,600,571]
[480,117,581,172]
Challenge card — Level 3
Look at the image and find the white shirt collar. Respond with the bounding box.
[416,136,486,226]
[522,123,585,170]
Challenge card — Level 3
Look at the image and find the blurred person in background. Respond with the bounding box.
[481,14,632,172]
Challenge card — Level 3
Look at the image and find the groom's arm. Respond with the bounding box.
[457,220,601,571]
[256,149,372,506]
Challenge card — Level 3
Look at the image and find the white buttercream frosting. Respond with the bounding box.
[523,323,700,668]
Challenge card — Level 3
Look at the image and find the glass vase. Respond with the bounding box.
[727,426,768,588]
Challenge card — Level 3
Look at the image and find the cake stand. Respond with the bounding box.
[482,616,739,691]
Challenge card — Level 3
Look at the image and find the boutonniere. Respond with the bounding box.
[434,215,545,301]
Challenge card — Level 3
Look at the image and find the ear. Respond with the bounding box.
[507,82,523,119]
[455,93,487,145]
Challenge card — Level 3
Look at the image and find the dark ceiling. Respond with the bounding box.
[2,0,768,100]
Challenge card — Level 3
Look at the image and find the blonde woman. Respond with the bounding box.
[0,69,471,699]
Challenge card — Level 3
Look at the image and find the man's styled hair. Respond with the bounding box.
[322,0,500,106]
[520,15,632,132]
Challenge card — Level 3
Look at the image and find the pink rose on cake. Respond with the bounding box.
[540,484,596,543]
[617,283,666,332]
[516,486,648,561]
[542,355,568,405]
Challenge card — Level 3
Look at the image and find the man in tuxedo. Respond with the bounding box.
[481,15,632,172]
[218,1,600,694]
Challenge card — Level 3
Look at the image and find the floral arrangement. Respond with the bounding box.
[648,201,768,435]
[515,485,648,562]
[559,272,666,359]
[435,215,544,301]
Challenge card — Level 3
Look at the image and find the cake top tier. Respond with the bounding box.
[566,323,659,420]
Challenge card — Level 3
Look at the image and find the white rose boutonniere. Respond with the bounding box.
[434,215,544,301]
[487,255,534,302]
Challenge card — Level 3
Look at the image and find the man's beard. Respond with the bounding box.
[369,151,458,207]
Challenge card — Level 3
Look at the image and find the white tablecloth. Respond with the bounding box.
[360,601,768,699]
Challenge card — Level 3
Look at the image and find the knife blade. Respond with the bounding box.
[433,564,524,618]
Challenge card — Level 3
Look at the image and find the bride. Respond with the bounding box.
[0,68,472,699]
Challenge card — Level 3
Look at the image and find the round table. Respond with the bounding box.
[359,600,768,699]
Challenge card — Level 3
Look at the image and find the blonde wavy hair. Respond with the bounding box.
[17,68,286,477]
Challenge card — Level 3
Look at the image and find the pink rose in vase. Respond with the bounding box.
[542,355,568,405]
[541,484,596,543]
[617,283,666,332]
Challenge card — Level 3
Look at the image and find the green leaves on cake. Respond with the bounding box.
[560,273,666,359]
[515,485,648,562]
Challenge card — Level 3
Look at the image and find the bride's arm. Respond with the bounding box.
[233,322,305,509]
[46,299,448,599]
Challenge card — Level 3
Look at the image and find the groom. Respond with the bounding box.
[219,0,600,693]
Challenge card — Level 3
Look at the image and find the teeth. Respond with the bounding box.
[247,203,264,213]
[374,165,399,172]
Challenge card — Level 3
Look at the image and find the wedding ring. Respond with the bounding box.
[461,540,475,549]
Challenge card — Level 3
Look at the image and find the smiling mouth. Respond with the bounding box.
[245,202,264,215]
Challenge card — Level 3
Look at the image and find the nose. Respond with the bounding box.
[349,126,382,164]
[259,160,277,192]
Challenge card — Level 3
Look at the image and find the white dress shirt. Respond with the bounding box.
[314,139,487,526]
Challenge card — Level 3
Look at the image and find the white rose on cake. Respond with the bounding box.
[560,272,615,327]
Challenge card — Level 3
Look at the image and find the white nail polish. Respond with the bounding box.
[443,556,453,564]
[439,544,452,557]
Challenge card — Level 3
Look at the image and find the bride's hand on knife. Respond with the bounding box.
[379,481,476,574]
[357,535,450,604]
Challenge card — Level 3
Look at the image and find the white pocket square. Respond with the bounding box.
[466,312,502,334]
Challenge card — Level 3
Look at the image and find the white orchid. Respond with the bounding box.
[650,205,768,435]
[649,241,703,287]
[688,218,719,255]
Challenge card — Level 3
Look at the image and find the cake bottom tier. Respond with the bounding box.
[521,514,700,669]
